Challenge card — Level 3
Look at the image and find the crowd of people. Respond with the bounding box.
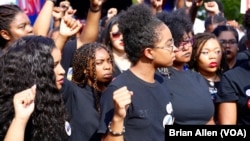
[0,0,250,141]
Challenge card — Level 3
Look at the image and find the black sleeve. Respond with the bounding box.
[61,39,77,76]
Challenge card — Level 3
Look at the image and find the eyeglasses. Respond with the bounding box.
[219,39,237,46]
[111,31,122,39]
[178,38,194,50]
[154,43,175,52]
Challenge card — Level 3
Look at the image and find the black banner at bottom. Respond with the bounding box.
[165,125,250,141]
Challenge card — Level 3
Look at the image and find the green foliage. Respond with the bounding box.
[221,0,243,24]
[196,0,243,24]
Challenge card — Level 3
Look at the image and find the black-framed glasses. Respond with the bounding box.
[219,39,237,46]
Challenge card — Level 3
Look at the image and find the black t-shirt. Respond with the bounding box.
[112,63,122,78]
[61,78,101,141]
[161,68,215,125]
[98,70,174,141]
[235,50,250,67]
[216,61,250,125]
[61,39,77,77]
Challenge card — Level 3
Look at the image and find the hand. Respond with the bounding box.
[204,1,220,14]
[185,0,203,8]
[64,6,77,17]
[60,15,82,37]
[52,1,72,21]
[13,85,36,123]
[90,0,106,11]
[185,0,193,8]
[107,8,118,20]
[150,0,163,9]
[113,86,133,120]
[52,6,64,21]
[227,20,239,29]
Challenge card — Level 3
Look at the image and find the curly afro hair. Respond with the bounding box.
[118,3,164,65]
[156,9,193,47]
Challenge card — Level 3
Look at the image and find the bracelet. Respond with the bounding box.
[89,6,101,13]
[108,121,125,136]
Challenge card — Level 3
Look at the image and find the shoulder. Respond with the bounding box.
[225,61,249,76]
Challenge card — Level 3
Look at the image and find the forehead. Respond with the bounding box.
[156,24,172,42]
[202,38,221,50]
[10,12,30,25]
[51,47,61,61]
[110,24,119,32]
[218,31,236,39]
[95,48,110,58]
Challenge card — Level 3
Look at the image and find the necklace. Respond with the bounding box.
[158,67,171,79]
[209,81,215,87]
[207,75,218,101]
[208,75,218,87]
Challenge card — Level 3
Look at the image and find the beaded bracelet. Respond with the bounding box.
[108,121,125,136]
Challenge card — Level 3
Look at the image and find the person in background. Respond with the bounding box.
[175,0,205,34]
[215,6,250,125]
[0,4,33,54]
[0,1,81,55]
[204,14,226,33]
[100,15,131,77]
[61,42,114,141]
[188,32,229,123]
[98,3,176,141]
[236,30,250,64]
[100,7,118,31]
[156,9,215,125]
[61,0,106,80]
[1,35,68,141]
[216,49,250,125]
[238,34,249,53]
[236,8,250,64]
[213,25,239,69]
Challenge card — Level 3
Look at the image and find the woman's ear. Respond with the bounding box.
[143,47,154,60]
[0,30,11,40]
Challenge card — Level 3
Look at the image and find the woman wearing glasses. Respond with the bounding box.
[157,10,215,125]
[98,4,176,141]
[100,15,131,78]
[213,25,239,69]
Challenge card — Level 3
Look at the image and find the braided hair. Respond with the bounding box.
[72,42,113,112]
[0,4,23,49]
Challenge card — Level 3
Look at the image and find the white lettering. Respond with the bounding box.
[168,129,192,136]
